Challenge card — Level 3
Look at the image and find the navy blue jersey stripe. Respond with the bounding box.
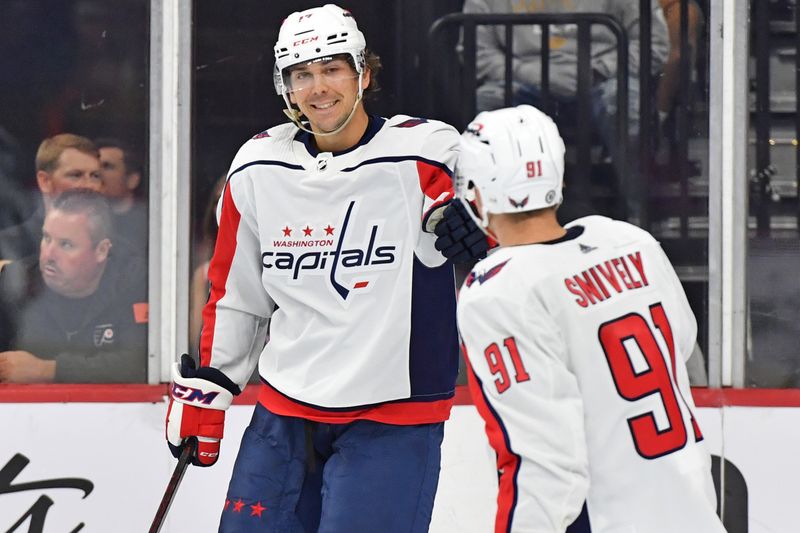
[472,370,522,533]
[408,255,460,398]
[228,159,305,180]
[295,115,386,157]
[340,155,454,176]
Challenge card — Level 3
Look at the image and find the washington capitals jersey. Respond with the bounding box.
[200,115,460,425]
[457,216,726,533]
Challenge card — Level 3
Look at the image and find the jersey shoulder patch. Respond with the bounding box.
[465,259,511,288]
[392,117,429,128]
[249,122,297,142]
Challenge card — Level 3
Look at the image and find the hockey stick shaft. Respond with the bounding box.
[149,439,195,533]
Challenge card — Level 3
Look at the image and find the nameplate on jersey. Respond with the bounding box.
[564,251,649,308]
[261,199,402,304]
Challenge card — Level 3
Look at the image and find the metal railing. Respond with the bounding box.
[428,12,632,222]
[751,0,800,237]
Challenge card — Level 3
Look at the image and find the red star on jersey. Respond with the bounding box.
[250,501,266,517]
[282,226,292,237]
[232,499,245,513]
[303,226,313,237]
[324,225,335,235]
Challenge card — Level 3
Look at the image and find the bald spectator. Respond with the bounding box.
[95,137,148,252]
[0,134,102,260]
[0,189,147,383]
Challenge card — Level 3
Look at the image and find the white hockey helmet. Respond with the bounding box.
[273,4,366,97]
[455,105,566,231]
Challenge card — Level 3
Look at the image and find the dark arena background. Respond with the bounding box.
[0,1,798,531]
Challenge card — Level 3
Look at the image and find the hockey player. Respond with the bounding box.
[164,4,486,532]
[456,105,727,533]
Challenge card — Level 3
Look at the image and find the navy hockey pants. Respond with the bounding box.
[219,403,444,533]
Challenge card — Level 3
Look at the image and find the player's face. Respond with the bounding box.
[287,57,370,134]
[99,147,134,200]
[39,210,109,298]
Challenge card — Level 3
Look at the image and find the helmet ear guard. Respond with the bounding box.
[454,155,492,236]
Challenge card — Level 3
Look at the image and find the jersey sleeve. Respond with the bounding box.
[417,122,460,233]
[458,281,589,532]
[199,157,275,391]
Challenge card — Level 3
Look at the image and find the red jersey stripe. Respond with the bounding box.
[257,381,454,425]
[464,346,519,533]
[200,182,242,367]
[416,160,454,202]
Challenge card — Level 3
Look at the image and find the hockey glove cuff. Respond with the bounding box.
[433,201,490,264]
[165,354,238,467]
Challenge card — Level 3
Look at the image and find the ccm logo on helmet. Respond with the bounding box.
[293,36,319,46]
[171,383,219,405]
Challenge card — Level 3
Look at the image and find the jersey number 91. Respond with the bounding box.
[599,302,703,460]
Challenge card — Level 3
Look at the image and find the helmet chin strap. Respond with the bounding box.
[282,73,365,138]
[478,204,498,242]
[459,195,498,241]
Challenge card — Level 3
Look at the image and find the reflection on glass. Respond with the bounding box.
[0,0,149,384]
[745,0,800,387]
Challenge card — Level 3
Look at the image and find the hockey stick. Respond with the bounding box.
[148,439,196,533]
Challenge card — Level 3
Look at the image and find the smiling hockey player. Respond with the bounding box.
[164,4,487,532]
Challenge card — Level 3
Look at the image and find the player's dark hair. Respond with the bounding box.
[346,49,382,99]
[365,49,382,95]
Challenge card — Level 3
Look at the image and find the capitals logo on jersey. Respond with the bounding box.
[261,200,401,304]
[464,259,510,288]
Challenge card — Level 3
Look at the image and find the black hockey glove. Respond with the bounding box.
[433,201,489,264]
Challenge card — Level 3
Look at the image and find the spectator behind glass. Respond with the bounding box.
[0,133,102,260]
[465,0,668,137]
[463,0,669,220]
[654,0,704,168]
[189,174,226,354]
[95,137,148,251]
[0,189,147,383]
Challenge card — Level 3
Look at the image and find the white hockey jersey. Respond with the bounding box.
[200,115,461,424]
[457,216,726,533]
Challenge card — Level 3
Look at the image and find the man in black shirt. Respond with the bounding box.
[95,137,148,253]
[0,189,147,383]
